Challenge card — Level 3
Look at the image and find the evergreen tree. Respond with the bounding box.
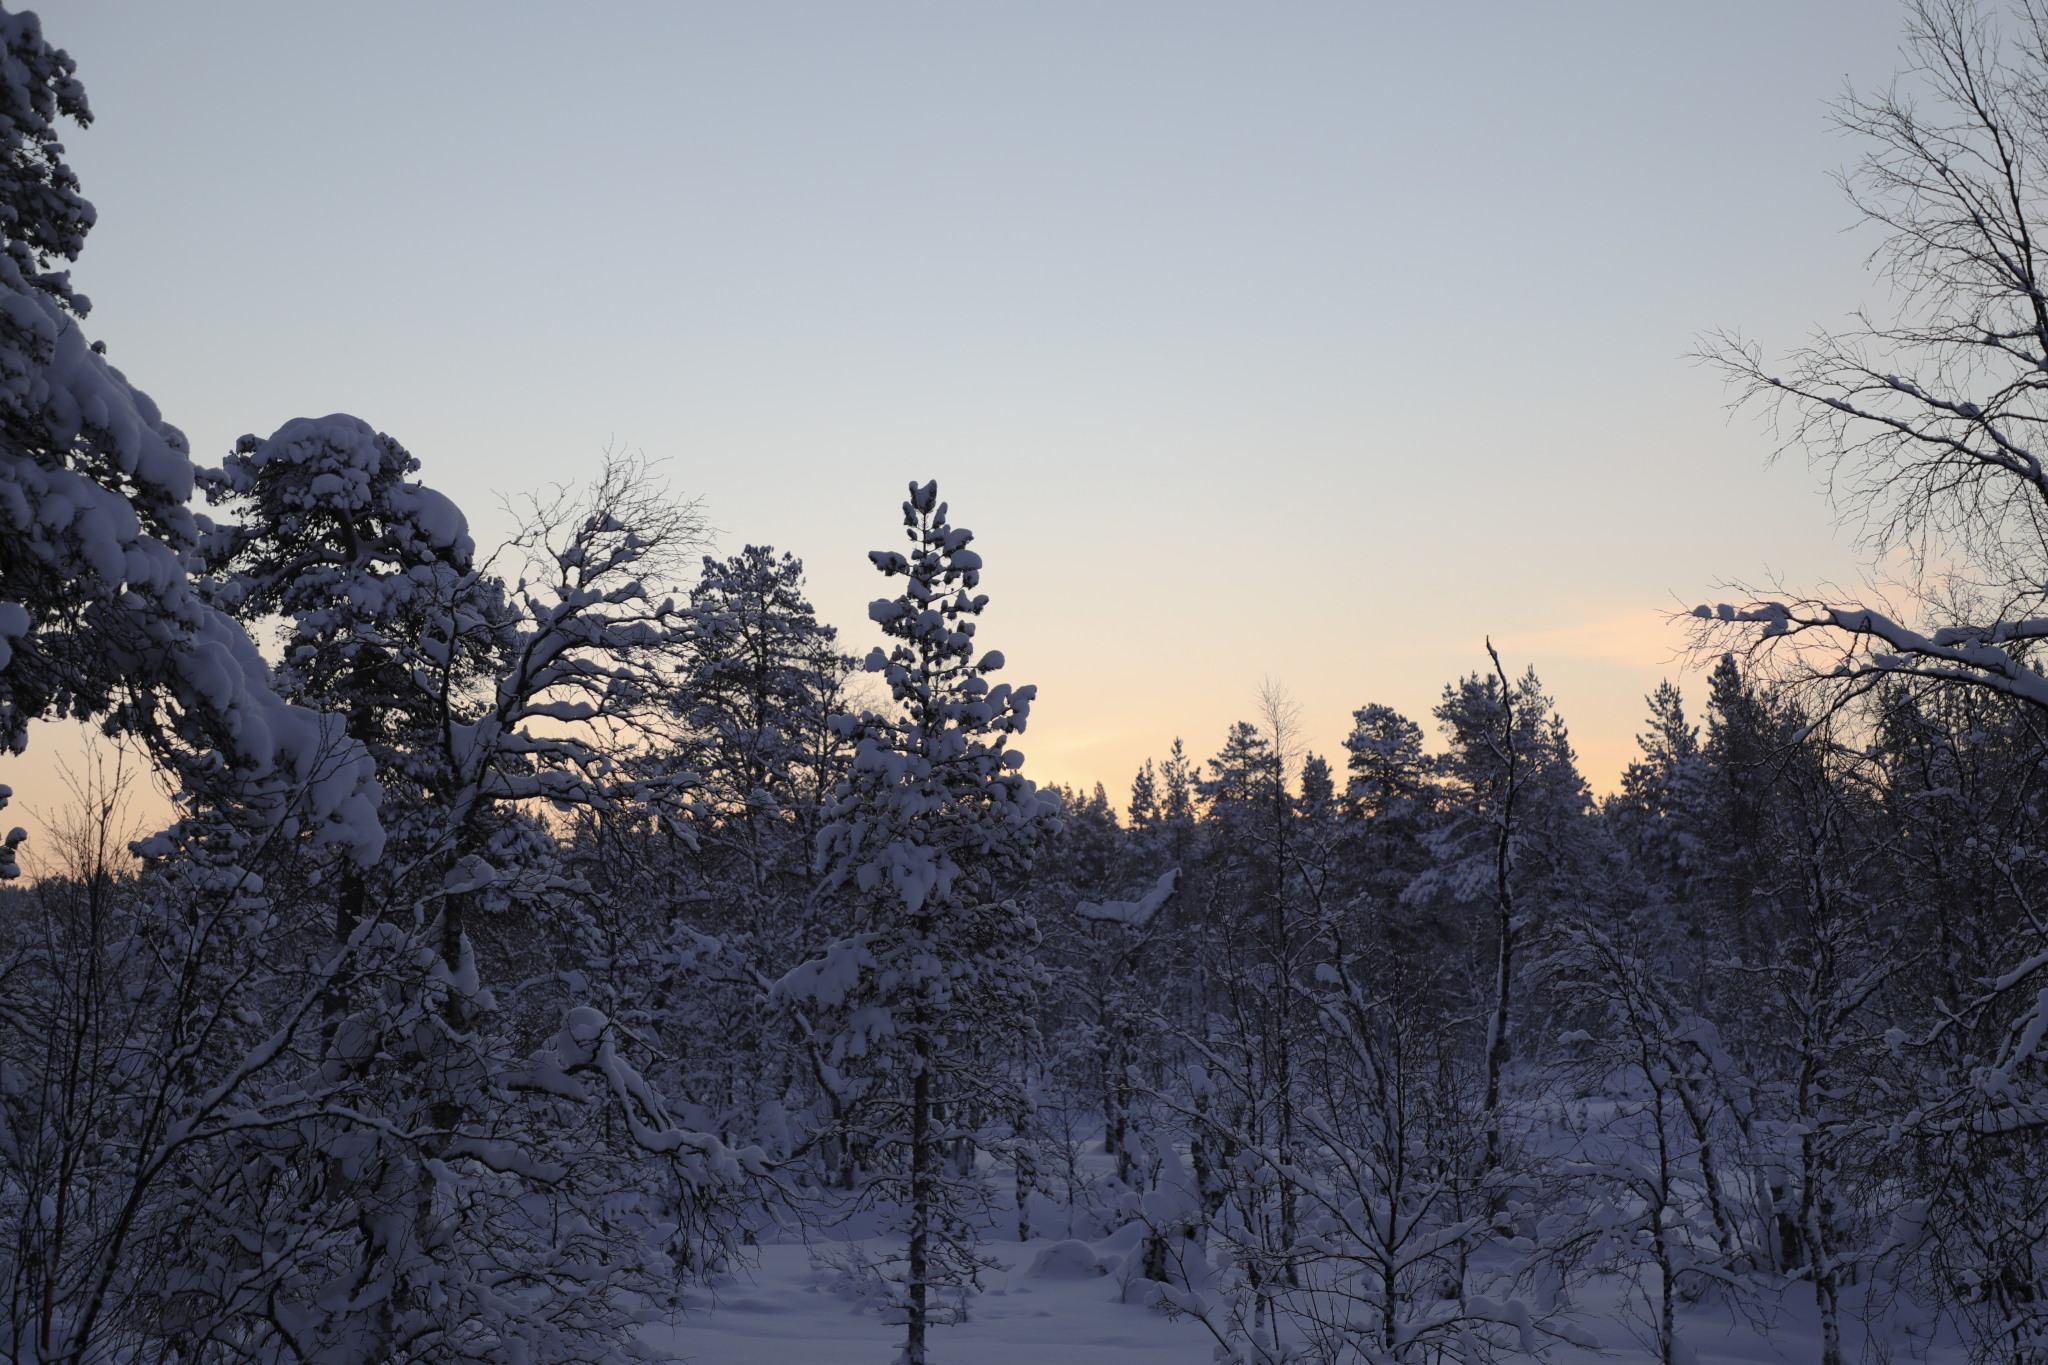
[1336,703,1441,949]
[1341,702,1434,820]
[776,480,1057,1365]
[671,544,856,907]
[141,431,752,1365]
[1127,758,1160,832]
[0,9,380,862]
[1422,654,1590,1173]
[1161,737,1198,824]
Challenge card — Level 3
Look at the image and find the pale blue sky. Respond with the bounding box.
[19,0,1908,816]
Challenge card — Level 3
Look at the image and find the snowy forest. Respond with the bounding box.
[10,2,2048,1364]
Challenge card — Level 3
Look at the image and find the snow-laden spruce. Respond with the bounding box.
[775,480,1059,1365]
[0,12,381,865]
[162,428,766,1365]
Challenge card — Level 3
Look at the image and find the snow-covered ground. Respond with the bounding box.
[650,1226,1968,1365]
[649,1232,1217,1365]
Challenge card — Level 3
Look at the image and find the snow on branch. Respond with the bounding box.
[1077,867,1179,927]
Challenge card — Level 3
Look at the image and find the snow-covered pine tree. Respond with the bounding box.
[1341,702,1433,822]
[1417,650,1590,1175]
[198,414,478,1003]
[670,543,856,918]
[151,429,762,1365]
[1128,758,1160,832]
[1601,681,1712,978]
[1024,753,1188,1243]
[1869,679,2048,1361]
[1191,702,1318,1290]
[1161,738,1198,824]
[776,479,1057,1365]
[565,543,858,1173]
[1333,702,1440,969]
[1616,682,1701,821]
[0,6,380,861]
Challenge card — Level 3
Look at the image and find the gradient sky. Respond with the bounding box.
[6,0,1917,849]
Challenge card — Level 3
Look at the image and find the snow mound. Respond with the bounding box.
[1027,1240,1108,1279]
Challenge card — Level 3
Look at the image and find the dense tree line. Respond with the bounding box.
[1007,648,2048,1365]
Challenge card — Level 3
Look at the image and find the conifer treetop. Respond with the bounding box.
[816,479,1057,915]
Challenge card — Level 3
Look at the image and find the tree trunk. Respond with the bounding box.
[1483,898,1513,1173]
[1014,1103,1035,1243]
[1482,641,1518,1179]
[1804,1133,1842,1365]
[905,1024,934,1365]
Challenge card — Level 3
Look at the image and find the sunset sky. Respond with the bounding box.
[11,0,1914,843]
